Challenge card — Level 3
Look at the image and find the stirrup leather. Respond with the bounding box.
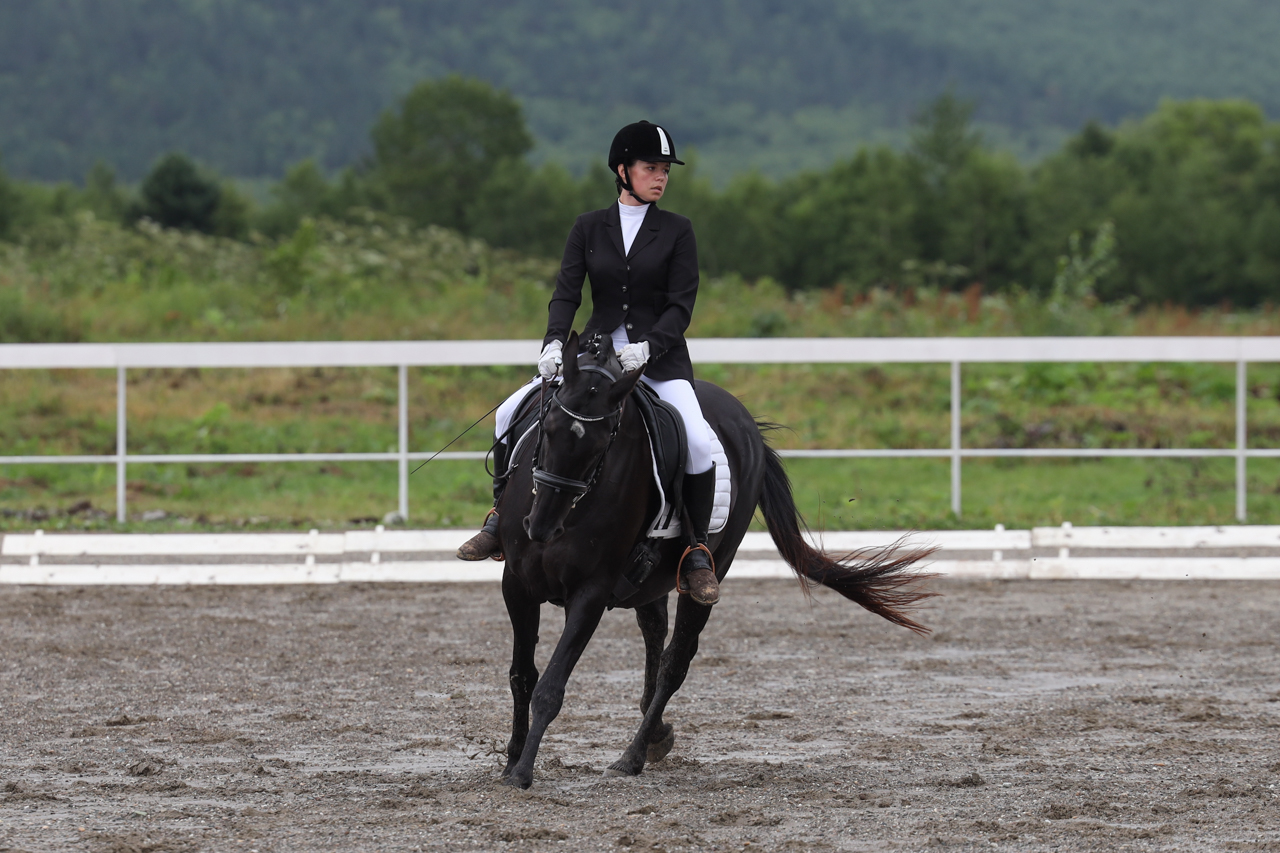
[482,508,504,562]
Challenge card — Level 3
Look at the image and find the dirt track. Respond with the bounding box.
[1,578,1278,852]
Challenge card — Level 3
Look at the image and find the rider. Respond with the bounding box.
[456,120,720,606]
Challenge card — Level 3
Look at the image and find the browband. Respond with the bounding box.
[578,363,618,382]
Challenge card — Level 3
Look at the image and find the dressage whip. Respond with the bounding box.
[413,376,556,477]
[409,399,505,476]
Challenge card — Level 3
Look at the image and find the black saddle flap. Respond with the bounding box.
[505,383,547,450]
[630,381,687,510]
[607,382,688,609]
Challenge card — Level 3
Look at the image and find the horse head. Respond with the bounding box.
[523,330,645,543]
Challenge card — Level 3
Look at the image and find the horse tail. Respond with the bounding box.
[756,429,937,635]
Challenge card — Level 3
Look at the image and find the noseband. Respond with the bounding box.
[531,366,625,509]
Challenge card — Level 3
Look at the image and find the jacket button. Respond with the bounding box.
[626,323,633,330]
[622,304,629,310]
[621,286,627,292]
[626,265,630,270]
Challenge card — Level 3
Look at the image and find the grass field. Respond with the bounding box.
[5,215,1280,531]
[6,361,1280,531]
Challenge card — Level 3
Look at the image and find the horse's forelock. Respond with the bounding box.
[562,336,627,412]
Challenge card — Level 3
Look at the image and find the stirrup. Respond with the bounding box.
[675,544,716,597]
[457,508,504,562]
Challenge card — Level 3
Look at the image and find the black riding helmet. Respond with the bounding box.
[608,120,684,198]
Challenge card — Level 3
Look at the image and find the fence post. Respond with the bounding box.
[1237,359,1247,522]
[398,364,409,522]
[116,365,127,523]
[951,360,961,517]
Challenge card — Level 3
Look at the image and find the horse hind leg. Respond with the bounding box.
[607,593,712,777]
[633,597,675,764]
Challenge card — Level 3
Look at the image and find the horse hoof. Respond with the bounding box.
[605,759,642,777]
[501,772,533,789]
[645,727,676,763]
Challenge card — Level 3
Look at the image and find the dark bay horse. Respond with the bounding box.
[495,331,933,789]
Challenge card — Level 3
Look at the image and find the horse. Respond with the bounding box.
[494,330,934,789]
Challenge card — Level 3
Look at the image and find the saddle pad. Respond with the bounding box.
[646,426,731,540]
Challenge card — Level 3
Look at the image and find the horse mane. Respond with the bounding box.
[577,333,622,373]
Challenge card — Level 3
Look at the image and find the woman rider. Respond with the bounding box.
[457,120,720,606]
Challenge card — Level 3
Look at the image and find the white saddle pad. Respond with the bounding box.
[646,426,731,540]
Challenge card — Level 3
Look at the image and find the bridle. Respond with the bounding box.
[531,364,625,510]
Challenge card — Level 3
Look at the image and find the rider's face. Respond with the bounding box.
[618,160,671,204]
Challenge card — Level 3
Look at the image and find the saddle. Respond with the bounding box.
[630,380,689,520]
[501,378,688,518]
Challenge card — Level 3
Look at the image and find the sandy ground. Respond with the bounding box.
[0,577,1277,852]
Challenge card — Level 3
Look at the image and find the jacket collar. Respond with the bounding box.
[604,201,662,260]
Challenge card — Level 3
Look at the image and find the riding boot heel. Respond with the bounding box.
[456,508,503,561]
[456,442,510,562]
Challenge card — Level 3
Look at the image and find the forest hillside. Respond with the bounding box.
[2,0,1279,183]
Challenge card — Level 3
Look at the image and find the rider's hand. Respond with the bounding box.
[619,341,650,373]
[538,340,564,380]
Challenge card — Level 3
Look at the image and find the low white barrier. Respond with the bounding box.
[4,524,1280,584]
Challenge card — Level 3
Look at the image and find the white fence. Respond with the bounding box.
[7,524,1280,584]
[2,337,1278,523]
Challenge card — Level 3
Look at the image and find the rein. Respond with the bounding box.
[531,369,626,509]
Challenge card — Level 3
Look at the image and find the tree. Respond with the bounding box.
[135,153,222,233]
[83,161,128,222]
[908,91,983,190]
[0,157,18,240]
[902,92,1029,288]
[780,148,921,290]
[1028,100,1280,305]
[369,76,533,231]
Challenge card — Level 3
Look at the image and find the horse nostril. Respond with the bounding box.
[552,525,564,540]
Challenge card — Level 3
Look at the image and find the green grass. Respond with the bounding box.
[6,359,1280,531]
[787,457,1280,530]
[9,456,1278,534]
[6,216,1280,530]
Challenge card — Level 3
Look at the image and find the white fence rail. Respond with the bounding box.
[7,524,1280,584]
[3,337,1278,523]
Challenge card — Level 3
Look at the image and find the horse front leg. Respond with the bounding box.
[633,597,675,762]
[502,588,609,789]
[608,593,712,777]
[501,571,541,779]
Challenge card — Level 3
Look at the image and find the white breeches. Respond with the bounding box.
[494,375,713,475]
[640,376,713,474]
[494,377,541,445]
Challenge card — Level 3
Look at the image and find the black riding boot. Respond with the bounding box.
[677,464,719,605]
[456,441,510,561]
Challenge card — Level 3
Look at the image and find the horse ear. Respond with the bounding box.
[561,331,581,381]
[608,362,646,405]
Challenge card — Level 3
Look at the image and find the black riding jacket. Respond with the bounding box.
[544,202,699,383]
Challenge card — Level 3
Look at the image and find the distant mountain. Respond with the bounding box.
[2,0,1277,183]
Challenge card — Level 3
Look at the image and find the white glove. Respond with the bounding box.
[619,341,650,372]
[537,340,563,379]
